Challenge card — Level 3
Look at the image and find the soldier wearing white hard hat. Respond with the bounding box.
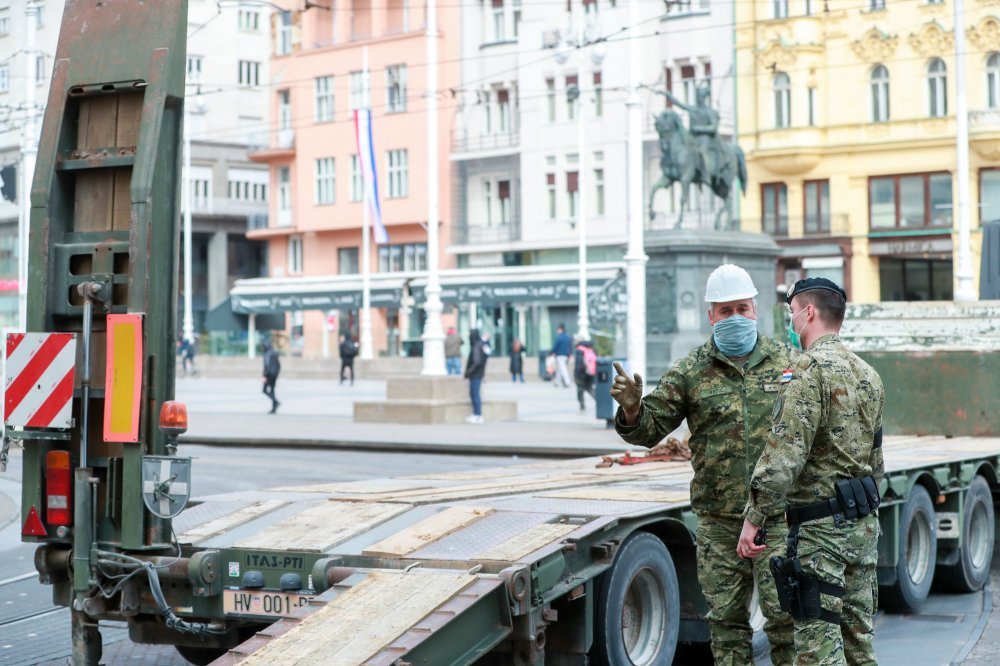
[609,264,800,665]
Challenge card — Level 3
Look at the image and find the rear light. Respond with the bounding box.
[159,401,188,436]
[45,450,72,527]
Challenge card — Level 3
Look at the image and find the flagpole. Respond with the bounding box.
[359,46,374,360]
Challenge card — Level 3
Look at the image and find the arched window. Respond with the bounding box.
[988,53,1000,109]
[927,58,947,118]
[774,72,791,129]
[870,64,889,122]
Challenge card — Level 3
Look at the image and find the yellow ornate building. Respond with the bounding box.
[736,0,1000,302]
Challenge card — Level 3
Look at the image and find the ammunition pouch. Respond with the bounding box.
[770,553,845,624]
[786,475,880,527]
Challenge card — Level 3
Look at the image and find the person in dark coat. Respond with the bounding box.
[464,329,488,424]
[262,343,281,414]
[509,338,525,383]
[339,334,359,385]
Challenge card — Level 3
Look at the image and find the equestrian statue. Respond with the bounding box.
[646,84,746,231]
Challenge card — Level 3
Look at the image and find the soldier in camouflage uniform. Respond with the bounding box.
[738,277,885,666]
[612,264,796,666]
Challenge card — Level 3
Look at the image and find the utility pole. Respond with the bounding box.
[360,46,374,360]
[624,0,647,378]
[420,0,446,375]
[954,0,976,301]
[18,1,39,332]
[182,87,194,345]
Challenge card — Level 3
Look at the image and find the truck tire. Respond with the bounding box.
[175,645,227,665]
[592,531,680,666]
[880,485,937,612]
[937,476,995,593]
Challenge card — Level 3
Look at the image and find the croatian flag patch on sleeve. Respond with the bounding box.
[781,369,795,383]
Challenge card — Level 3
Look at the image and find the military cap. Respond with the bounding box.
[785,277,847,304]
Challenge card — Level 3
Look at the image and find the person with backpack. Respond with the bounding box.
[339,334,359,386]
[262,342,281,414]
[509,338,526,383]
[574,339,597,411]
[464,329,488,424]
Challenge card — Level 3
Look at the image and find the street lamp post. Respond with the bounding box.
[556,6,605,341]
[624,0,647,379]
[954,0,976,301]
[182,87,195,347]
[18,2,39,332]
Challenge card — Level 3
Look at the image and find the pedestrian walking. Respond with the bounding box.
[464,329,488,424]
[611,264,796,666]
[261,342,281,414]
[445,327,463,376]
[573,340,596,411]
[551,324,573,388]
[738,277,884,665]
[509,338,525,383]
[339,334,359,385]
[179,336,197,376]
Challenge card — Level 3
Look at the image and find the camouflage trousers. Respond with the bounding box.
[695,515,795,666]
[793,513,880,665]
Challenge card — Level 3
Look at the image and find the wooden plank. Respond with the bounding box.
[539,486,690,503]
[112,167,132,231]
[409,469,522,481]
[115,93,143,147]
[268,479,434,495]
[77,96,118,149]
[238,571,475,665]
[362,506,494,558]
[74,170,114,232]
[234,502,409,553]
[473,523,578,562]
[177,499,286,545]
[359,473,609,504]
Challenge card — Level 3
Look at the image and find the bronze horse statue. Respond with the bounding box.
[648,109,747,231]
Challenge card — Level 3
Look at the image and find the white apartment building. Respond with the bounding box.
[449,0,737,352]
[0,0,272,340]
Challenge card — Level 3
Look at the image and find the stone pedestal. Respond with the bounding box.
[645,229,782,378]
[353,376,517,424]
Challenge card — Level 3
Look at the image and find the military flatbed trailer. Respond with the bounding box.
[45,433,986,665]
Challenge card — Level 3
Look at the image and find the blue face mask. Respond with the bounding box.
[713,314,758,357]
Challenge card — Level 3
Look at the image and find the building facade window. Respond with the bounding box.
[238,9,260,31]
[681,64,696,105]
[927,58,947,118]
[497,88,511,131]
[804,180,830,233]
[0,66,8,94]
[481,90,492,133]
[277,90,292,131]
[484,180,493,226]
[870,64,889,122]
[761,182,788,235]
[338,247,359,275]
[869,0,885,9]
[566,75,579,120]
[239,60,261,87]
[288,235,303,274]
[773,72,791,128]
[278,166,291,225]
[186,55,203,83]
[869,173,952,229]
[34,4,44,29]
[35,55,46,84]
[566,171,579,219]
[350,155,363,202]
[547,172,556,219]
[386,64,407,113]
[378,243,427,272]
[594,168,605,216]
[988,53,1000,109]
[498,180,511,223]
[807,87,816,126]
[387,149,409,198]
[773,0,788,18]
[191,178,210,209]
[315,158,335,205]
[277,10,293,55]
[228,179,267,202]
[491,0,505,42]
[546,78,556,122]
[981,169,1000,222]
[349,71,369,111]
[0,12,9,35]
[879,259,952,301]
[314,76,334,122]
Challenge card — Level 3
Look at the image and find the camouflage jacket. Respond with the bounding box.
[744,334,885,526]
[615,336,797,520]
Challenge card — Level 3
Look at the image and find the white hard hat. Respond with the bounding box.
[704,264,759,303]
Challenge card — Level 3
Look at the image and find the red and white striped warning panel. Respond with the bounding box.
[4,333,77,429]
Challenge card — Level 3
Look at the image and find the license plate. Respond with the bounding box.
[223,589,315,618]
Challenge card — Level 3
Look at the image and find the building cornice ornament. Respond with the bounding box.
[968,16,1000,53]
[851,28,899,63]
[908,21,954,58]
[755,38,797,71]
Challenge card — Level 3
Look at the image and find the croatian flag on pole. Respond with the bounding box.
[353,109,389,244]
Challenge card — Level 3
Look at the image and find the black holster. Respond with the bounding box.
[770,525,845,624]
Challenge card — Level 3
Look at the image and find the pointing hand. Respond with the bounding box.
[610,361,643,420]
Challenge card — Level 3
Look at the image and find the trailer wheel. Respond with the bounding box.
[175,645,227,665]
[881,485,937,612]
[937,476,995,593]
[592,532,679,666]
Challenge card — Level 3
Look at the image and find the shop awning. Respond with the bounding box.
[230,275,406,314]
[205,297,286,331]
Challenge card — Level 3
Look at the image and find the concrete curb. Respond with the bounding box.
[178,435,621,459]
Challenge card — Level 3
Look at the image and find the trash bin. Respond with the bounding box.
[595,357,624,426]
[538,349,553,381]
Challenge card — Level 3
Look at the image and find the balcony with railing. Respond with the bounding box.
[191,197,269,219]
[451,129,520,158]
[451,215,522,245]
[758,214,852,239]
[249,128,295,162]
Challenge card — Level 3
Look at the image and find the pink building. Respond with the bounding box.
[245,2,459,358]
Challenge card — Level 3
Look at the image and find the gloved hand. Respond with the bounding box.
[611,361,643,419]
